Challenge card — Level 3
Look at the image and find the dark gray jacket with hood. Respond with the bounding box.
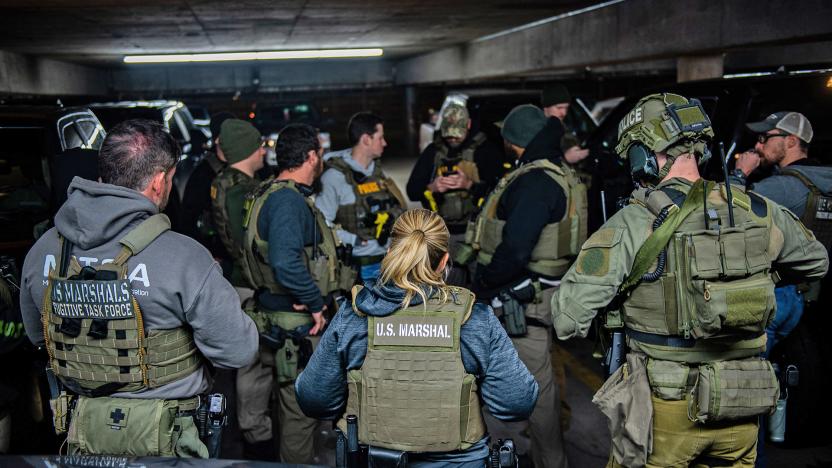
[295,281,538,466]
[19,177,259,399]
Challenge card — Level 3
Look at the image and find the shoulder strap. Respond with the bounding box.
[620,179,712,293]
[114,214,171,265]
[351,285,367,317]
[325,157,357,185]
[780,168,823,195]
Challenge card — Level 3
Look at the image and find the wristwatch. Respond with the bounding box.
[730,168,748,186]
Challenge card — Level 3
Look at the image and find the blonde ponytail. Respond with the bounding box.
[379,209,450,308]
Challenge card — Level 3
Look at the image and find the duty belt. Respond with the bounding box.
[626,328,697,348]
[354,254,384,266]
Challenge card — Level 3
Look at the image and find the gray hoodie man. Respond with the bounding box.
[20,176,259,399]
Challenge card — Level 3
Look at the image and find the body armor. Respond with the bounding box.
[42,214,202,396]
[326,158,406,241]
[621,182,776,363]
[465,158,587,278]
[430,132,486,224]
[241,179,354,296]
[210,167,258,259]
[338,286,486,452]
[197,152,227,240]
[780,167,832,247]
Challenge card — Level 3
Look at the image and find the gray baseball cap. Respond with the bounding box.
[746,111,813,143]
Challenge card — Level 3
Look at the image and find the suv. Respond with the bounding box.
[0,105,105,263]
[89,100,208,199]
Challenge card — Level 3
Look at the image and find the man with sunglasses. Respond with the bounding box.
[732,112,832,355]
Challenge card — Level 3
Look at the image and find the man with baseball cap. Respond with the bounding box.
[406,102,502,238]
[732,111,832,357]
[461,104,582,468]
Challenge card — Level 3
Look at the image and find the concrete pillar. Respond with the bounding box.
[677,54,725,83]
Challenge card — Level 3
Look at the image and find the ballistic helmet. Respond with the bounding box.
[615,93,714,183]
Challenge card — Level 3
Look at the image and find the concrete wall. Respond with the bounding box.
[396,0,832,84]
[0,50,107,96]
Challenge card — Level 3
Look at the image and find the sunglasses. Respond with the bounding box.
[757,132,790,143]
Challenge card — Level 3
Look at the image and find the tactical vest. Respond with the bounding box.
[465,158,588,278]
[197,152,227,240]
[338,286,486,453]
[326,158,407,241]
[431,132,487,224]
[42,214,202,396]
[210,167,259,258]
[780,167,832,248]
[621,183,776,363]
[241,179,354,296]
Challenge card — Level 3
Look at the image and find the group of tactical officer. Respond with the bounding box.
[10,78,831,468]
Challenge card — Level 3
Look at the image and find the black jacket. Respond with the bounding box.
[474,122,567,299]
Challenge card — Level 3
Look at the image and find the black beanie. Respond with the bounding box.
[541,84,571,107]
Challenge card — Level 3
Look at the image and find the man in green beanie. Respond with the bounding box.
[210,120,272,459]
[461,104,582,468]
[211,119,265,290]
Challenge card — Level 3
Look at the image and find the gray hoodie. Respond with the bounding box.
[20,177,258,399]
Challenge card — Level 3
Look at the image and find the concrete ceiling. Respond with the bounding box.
[0,0,598,65]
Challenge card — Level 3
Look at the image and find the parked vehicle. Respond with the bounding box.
[89,100,208,200]
[0,105,105,263]
[250,102,333,166]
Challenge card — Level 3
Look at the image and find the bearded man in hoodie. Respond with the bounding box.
[19,119,258,457]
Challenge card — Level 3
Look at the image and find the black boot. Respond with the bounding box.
[243,439,277,461]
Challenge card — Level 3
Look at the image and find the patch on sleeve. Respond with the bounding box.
[575,228,623,277]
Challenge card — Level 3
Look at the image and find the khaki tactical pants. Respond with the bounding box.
[277,334,320,464]
[607,396,758,468]
[236,346,277,444]
[488,289,568,468]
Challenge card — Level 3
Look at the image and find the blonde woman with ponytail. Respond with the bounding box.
[296,209,538,467]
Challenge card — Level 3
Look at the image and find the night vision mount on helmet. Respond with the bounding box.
[615,93,715,184]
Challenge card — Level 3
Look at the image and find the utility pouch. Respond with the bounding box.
[68,396,178,456]
[689,358,779,424]
[438,192,468,223]
[49,392,74,435]
[275,338,300,384]
[592,353,653,468]
[243,299,269,334]
[338,263,358,291]
[499,292,527,337]
[646,359,690,401]
[454,243,476,266]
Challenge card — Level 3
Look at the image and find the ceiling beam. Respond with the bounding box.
[395,0,832,85]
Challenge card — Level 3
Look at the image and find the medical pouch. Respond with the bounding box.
[68,396,178,456]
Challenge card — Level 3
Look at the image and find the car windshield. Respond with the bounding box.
[92,107,163,130]
[252,104,320,132]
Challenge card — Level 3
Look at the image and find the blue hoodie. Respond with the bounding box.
[295,282,539,466]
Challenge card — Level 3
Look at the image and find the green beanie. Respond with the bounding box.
[219,119,262,164]
[501,104,547,148]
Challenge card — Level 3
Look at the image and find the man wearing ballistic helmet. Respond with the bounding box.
[551,94,828,466]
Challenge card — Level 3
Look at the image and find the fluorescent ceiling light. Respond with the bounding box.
[124,48,383,64]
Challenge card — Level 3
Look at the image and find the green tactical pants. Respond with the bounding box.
[277,332,321,464]
[607,396,758,468]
